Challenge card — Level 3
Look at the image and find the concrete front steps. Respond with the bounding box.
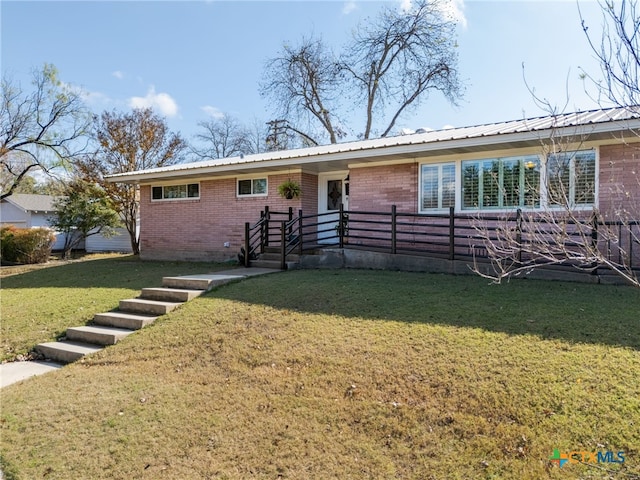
[34,273,242,364]
[250,246,300,270]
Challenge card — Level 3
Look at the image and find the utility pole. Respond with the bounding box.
[265,119,288,151]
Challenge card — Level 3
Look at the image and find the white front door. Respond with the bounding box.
[318,172,349,243]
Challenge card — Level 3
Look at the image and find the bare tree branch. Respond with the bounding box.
[579,0,640,110]
[260,0,463,143]
[1,64,90,199]
[261,37,344,145]
[471,109,640,287]
[473,0,640,288]
[343,0,462,139]
[193,113,254,159]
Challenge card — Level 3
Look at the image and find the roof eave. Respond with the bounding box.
[106,118,640,184]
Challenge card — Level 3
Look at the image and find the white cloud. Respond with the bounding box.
[129,86,179,117]
[81,89,113,108]
[60,81,113,109]
[200,105,225,119]
[443,0,467,29]
[398,0,412,13]
[112,70,124,80]
[398,0,467,28]
[342,1,357,15]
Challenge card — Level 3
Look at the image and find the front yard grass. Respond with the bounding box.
[1,267,639,479]
[0,254,227,362]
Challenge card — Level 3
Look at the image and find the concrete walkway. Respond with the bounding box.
[0,360,64,388]
[0,267,280,389]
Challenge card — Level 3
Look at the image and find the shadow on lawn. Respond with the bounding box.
[0,255,228,290]
[209,269,640,351]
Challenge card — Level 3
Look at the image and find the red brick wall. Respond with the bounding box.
[300,172,318,216]
[598,143,640,218]
[344,163,417,248]
[139,172,314,261]
[138,146,640,264]
[598,142,640,267]
[349,163,418,213]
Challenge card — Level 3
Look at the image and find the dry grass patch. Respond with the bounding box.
[1,270,639,479]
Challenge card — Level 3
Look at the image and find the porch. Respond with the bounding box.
[242,205,640,285]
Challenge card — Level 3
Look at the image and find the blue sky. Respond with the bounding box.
[1,0,607,146]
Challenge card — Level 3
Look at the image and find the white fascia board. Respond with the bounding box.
[136,168,305,186]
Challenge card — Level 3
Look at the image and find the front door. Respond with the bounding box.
[318,172,349,243]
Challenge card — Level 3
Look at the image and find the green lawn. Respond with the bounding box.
[1,263,639,479]
[0,254,228,362]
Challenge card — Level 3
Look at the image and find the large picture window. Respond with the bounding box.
[547,149,596,206]
[462,155,540,209]
[152,183,199,201]
[237,178,267,197]
[420,163,455,211]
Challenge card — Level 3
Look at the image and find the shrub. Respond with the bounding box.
[0,225,19,261]
[1,226,56,264]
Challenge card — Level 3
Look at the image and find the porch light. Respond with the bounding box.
[525,160,537,169]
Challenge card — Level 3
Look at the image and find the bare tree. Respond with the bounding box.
[4,169,67,196]
[247,117,270,154]
[261,37,345,146]
[193,113,254,159]
[471,0,640,287]
[342,0,462,139]
[0,64,89,199]
[261,0,462,144]
[471,110,640,287]
[579,0,640,109]
[77,108,187,255]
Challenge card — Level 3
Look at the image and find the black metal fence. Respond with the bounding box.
[244,205,640,270]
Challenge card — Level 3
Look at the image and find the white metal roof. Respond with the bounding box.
[107,107,640,183]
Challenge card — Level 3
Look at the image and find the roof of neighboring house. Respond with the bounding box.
[2,194,59,213]
[107,107,640,184]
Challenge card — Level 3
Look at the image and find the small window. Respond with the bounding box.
[420,163,456,211]
[187,183,200,198]
[151,183,199,201]
[237,178,267,196]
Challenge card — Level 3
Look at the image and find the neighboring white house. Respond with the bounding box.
[0,193,69,250]
[0,193,132,253]
[0,193,57,228]
[85,227,133,253]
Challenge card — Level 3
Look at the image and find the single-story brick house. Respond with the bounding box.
[107,108,640,264]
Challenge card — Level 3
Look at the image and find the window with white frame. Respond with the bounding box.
[237,178,267,196]
[420,163,456,211]
[462,155,541,210]
[151,183,200,201]
[546,149,596,206]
